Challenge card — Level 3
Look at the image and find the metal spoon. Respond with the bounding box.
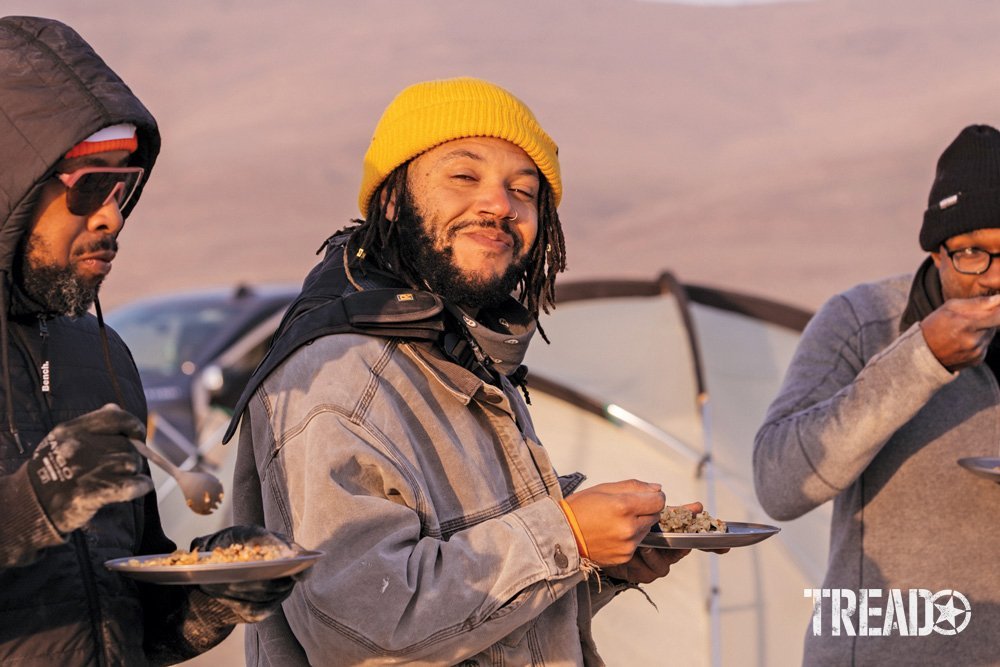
[130,438,224,515]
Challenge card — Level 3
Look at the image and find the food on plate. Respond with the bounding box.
[128,543,295,567]
[658,506,728,534]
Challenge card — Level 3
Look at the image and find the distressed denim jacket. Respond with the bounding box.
[234,333,620,666]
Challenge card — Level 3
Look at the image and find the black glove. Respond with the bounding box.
[26,404,152,534]
[191,525,299,623]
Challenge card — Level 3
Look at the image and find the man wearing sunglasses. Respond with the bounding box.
[754,125,1000,665]
[21,128,145,318]
[0,16,296,666]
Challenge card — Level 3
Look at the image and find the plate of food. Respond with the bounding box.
[640,506,780,550]
[957,457,1000,483]
[106,544,323,585]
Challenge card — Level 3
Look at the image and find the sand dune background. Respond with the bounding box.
[8,0,1000,313]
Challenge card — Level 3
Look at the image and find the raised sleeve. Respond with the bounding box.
[752,291,955,521]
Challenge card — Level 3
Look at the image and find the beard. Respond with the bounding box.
[395,191,528,309]
[17,235,115,317]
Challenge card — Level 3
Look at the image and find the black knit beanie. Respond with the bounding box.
[921,124,1000,251]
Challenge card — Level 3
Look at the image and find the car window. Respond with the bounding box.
[109,298,243,379]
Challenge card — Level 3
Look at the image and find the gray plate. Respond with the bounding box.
[105,550,323,585]
[957,457,1000,483]
[641,522,780,550]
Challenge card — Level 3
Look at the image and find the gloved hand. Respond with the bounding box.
[192,525,300,623]
[26,403,152,534]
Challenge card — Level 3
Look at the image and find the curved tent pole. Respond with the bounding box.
[682,283,812,331]
[657,271,722,667]
[554,277,810,334]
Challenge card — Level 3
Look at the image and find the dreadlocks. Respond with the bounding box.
[341,161,567,321]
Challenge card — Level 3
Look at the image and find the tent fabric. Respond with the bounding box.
[523,274,828,667]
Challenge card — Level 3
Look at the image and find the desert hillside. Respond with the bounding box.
[8,0,1000,312]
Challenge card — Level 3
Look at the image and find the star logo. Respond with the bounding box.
[931,589,972,635]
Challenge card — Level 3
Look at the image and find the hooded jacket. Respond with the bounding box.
[0,16,233,666]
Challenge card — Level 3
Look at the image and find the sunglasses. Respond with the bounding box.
[54,166,145,217]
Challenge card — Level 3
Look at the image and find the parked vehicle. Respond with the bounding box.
[106,283,298,542]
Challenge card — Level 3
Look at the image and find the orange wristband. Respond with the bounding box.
[559,499,590,559]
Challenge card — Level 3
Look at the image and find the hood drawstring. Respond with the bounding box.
[0,272,24,453]
[0,288,125,455]
[93,296,126,407]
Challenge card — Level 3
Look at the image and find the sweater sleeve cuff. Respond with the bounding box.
[908,322,961,383]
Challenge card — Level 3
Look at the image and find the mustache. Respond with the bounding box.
[446,219,522,252]
[73,236,118,257]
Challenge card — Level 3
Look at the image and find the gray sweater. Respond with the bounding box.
[754,274,1000,665]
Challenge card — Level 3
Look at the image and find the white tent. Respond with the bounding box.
[522,273,830,667]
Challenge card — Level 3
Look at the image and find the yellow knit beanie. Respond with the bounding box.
[358,77,561,215]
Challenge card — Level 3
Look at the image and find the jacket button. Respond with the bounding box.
[554,544,569,568]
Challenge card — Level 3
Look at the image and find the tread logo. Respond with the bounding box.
[804,589,971,636]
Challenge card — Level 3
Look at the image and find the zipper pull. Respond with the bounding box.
[38,317,51,394]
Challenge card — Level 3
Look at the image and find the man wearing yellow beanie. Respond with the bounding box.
[229,77,694,666]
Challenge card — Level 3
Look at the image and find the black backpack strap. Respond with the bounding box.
[222,285,445,444]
